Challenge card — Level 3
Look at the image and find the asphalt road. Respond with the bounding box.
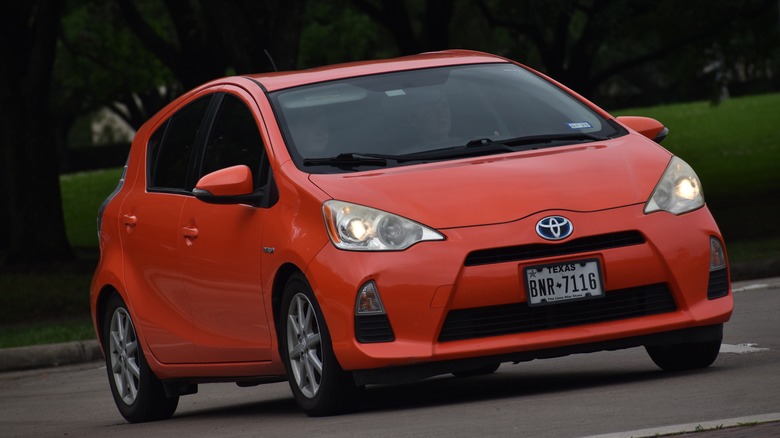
[1,278,778,438]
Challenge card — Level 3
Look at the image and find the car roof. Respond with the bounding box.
[246,50,510,92]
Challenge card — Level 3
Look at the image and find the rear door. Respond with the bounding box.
[118,94,214,364]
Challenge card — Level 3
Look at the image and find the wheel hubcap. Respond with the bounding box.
[109,308,140,405]
[286,293,323,398]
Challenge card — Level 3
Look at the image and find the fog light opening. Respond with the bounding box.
[710,237,727,271]
[355,281,386,315]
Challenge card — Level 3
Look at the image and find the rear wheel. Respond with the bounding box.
[103,293,178,422]
[646,340,722,371]
[280,273,361,416]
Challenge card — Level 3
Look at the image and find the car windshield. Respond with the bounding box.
[270,63,624,173]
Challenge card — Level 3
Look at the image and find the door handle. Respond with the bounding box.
[181,226,199,239]
[121,214,137,231]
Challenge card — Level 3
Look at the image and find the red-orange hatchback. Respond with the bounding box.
[91,50,732,421]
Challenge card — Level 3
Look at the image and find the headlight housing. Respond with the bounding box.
[644,156,705,215]
[323,200,444,251]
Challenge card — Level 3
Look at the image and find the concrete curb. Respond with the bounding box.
[0,340,102,372]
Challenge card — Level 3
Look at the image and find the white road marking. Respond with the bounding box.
[580,412,780,438]
[720,343,770,354]
[732,283,770,292]
[731,277,780,293]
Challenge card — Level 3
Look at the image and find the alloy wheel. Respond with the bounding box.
[109,307,140,405]
[286,292,324,398]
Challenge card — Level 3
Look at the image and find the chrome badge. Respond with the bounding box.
[536,216,574,241]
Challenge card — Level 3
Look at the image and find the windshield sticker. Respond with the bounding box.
[567,122,592,129]
[385,89,406,97]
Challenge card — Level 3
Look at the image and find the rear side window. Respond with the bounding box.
[199,94,267,190]
[148,95,212,190]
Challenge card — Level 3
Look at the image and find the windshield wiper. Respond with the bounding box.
[301,133,608,168]
[501,132,608,147]
[391,139,515,161]
[303,153,388,167]
[394,134,605,162]
[303,145,511,166]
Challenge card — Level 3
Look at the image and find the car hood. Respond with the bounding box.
[307,135,672,229]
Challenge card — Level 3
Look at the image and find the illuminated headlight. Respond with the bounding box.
[644,156,705,215]
[323,200,444,251]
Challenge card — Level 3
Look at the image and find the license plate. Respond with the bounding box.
[524,259,604,306]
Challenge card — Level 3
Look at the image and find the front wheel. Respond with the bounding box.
[103,293,178,422]
[280,273,361,416]
[645,340,722,371]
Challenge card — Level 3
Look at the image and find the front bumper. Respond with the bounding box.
[305,204,733,372]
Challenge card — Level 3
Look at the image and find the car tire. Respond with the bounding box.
[645,340,722,372]
[452,363,501,378]
[103,293,178,423]
[280,273,362,416]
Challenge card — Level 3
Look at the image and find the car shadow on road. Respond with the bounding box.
[167,361,726,420]
[355,365,708,414]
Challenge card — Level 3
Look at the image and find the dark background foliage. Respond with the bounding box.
[1,0,778,265]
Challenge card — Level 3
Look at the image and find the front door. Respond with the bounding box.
[179,90,273,362]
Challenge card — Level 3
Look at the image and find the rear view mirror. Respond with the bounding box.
[616,116,669,143]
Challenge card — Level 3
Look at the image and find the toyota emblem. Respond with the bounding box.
[536,216,574,241]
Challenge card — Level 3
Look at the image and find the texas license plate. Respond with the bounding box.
[524,259,604,306]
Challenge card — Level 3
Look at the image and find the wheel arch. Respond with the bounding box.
[271,263,306,345]
[94,285,122,349]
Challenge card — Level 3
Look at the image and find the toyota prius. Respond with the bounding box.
[91,50,732,421]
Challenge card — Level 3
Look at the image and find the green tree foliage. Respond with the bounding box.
[57,1,176,129]
[1,0,778,265]
[299,1,398,67]
[474,0,779,106]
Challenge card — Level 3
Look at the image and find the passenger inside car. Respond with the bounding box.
[289,109,330,155]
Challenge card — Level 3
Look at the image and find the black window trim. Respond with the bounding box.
[147,89,278,209]
[146,93,219,195]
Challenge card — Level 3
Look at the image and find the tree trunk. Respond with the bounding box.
[0,1,72,264]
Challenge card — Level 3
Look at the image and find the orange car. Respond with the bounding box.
[91,50,732,421]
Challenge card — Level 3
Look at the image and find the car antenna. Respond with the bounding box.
[264,49,278,72]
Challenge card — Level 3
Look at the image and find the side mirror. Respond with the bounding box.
[192,165,263,205]
[616,116,669,143]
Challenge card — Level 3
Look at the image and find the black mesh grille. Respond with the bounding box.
[464,231,645,267]
[707,268,729,300]
[438,283,675,342]
[355,314,395,343]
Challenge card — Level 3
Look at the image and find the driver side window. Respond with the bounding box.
[200,93,268,191]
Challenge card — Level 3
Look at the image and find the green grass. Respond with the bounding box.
[0,319,95,349]
[614,93,780,245]
[60,167,124,248]
[0,170,118,348]
[1,93,779,349]
[727,237,780,262]
[613,93,780,196]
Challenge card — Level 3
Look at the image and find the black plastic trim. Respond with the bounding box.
[464,230,645,267]
[355,314,395,343]
[707,268,730,300]
[352,324,723,386]
[438,283,675,342]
